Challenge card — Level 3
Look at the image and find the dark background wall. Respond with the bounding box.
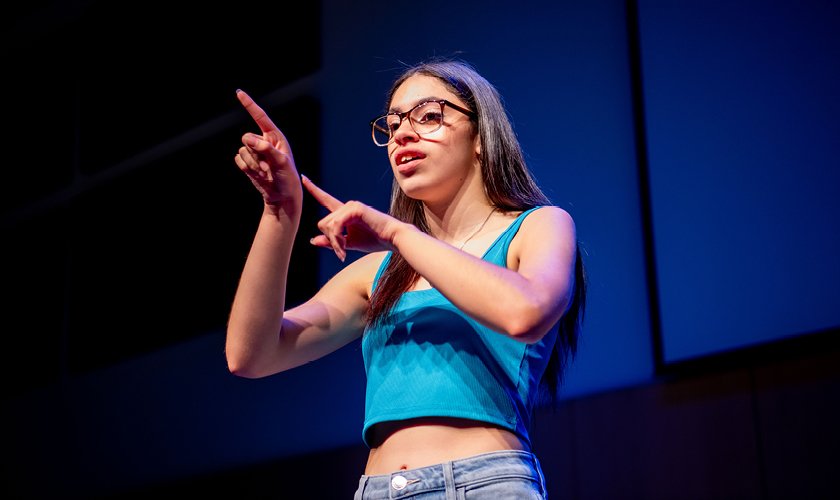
[1,1,838,498]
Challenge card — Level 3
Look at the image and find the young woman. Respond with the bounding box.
[227,60,585,499]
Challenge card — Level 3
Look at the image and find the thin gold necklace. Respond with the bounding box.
[458,207,497,250]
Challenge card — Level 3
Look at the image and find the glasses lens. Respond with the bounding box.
[372,116,393,146]
[410,102,443,134]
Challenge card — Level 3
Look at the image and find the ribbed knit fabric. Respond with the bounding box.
[362,207,556,448]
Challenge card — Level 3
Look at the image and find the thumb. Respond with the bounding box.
[244,134,290,169]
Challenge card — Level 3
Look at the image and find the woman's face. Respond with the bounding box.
[386,75,481,203]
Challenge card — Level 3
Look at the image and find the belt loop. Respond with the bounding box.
[443,461,456,500]
[353,476,367,500]
[533,454,547,499]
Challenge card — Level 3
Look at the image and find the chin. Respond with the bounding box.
[398,187,425,202]
[396,178,435,202]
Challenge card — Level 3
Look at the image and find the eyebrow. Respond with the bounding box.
[389,96,442,114]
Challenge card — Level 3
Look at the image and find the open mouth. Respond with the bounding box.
[397,153,425,165]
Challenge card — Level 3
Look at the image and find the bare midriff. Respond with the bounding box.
[364,417,529,475]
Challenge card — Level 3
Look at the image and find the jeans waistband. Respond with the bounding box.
[354,450,545,499]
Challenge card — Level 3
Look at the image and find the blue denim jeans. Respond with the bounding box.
[353,450,547,499]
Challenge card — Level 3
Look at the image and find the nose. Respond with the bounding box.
[392,117,418,145]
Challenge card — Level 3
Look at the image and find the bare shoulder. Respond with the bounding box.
[508,207,577,269]
[353,250,390,272]
[518,206,575,240]
[314,251,389,299]
[283,251,388,315]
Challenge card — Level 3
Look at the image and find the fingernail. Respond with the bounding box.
[301,174,309,182]
[235,89,242,94]
[245,136,258,148]
[309,238,315,245]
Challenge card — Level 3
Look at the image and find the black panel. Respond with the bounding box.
[74,0,321,174]
[1,1,56,33]
[66,97,320,374]
[99,443,369,499]
[0,22,77,215]
[0,209,68,399]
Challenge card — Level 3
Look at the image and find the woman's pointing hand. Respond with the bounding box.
[302,175,408,262]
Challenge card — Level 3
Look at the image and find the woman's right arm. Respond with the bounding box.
[227,240,379,378]
[225,91,374,378]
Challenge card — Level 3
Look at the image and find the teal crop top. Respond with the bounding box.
[362,207,557,448]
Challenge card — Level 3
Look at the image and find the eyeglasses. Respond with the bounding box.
[369,100,477,147]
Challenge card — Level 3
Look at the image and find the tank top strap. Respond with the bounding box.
[372,252,392,294]
[481,206,544,267]
[372,206,546,291]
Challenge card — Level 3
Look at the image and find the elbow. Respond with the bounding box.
[226,350,273,379]
[225,328,276,378]
[503,307,546,344]
[227,356,261,378]
[228,362,263,379]
[226,348,290,378]
[505,321,546,344]
[225,339,256,378]
[504,296,571,344]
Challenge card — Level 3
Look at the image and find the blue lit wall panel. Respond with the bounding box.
[638,0,840,363]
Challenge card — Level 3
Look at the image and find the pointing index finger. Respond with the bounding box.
[236,89,279,135]
[302,175,344,212]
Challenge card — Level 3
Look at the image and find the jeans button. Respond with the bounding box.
[391,475,407,490]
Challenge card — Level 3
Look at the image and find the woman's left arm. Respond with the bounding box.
[394,207,576,344]
[303,178,576,344]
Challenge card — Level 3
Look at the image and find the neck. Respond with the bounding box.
[423,197,496,245]
[412,156,493,243]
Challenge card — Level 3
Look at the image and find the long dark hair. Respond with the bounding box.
[366,60,586,402]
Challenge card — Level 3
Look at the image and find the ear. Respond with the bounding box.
[474,134,481,156]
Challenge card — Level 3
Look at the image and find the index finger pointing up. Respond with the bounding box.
[236,90,279,135]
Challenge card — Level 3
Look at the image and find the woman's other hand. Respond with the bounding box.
[234,90,303,218]
[302,176,412,262]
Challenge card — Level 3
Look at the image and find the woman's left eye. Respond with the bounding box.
[417,112,442,124]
